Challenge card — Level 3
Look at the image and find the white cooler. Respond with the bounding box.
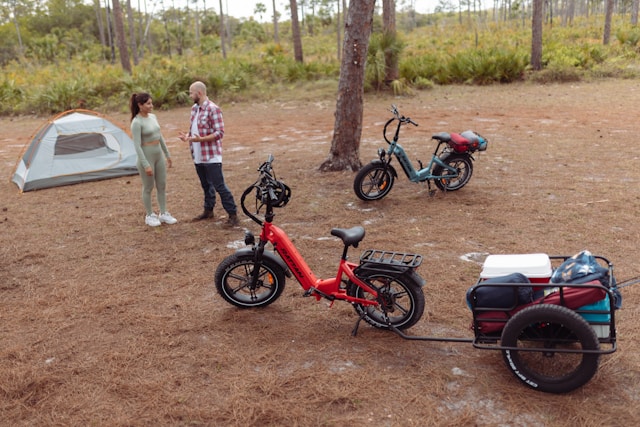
[481,254,552,288]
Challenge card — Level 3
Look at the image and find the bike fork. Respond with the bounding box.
[249,240,267,286]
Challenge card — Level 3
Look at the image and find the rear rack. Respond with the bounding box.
[360,249,423,268]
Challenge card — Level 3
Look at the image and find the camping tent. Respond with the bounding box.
[11,109,138,192]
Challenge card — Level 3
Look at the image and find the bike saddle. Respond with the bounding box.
[330,226,365,247]
[432,132,451,142]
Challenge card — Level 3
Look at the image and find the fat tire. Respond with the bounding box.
[353,163,395,201]
[214,253,286,308]
[500,304,600,393]
[432,153,473,191]
[347,270,425,330]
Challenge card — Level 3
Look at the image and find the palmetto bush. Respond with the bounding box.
[28,69,97,114]
[3,13,640,116]
[0,77,24,114]
[447,48,528,84]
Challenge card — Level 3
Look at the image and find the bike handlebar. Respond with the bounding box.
[240,154,291,225]
[384,104,418,144]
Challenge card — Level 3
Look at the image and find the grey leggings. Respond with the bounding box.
[137,144,167,215]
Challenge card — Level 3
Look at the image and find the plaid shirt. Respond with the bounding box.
[189,99,224,163]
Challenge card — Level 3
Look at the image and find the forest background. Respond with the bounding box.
[2,0,640,117]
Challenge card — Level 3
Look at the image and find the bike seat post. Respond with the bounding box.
[341,244,350,260]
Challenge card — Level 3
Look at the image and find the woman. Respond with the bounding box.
[130,92,177,227]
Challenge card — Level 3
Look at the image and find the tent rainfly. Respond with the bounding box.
[11,109,138,192]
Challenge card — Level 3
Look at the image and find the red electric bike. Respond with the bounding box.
[214,156,631,394]
[214,155,426,333]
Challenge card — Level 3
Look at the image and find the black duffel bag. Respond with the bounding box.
[467,272,534,309]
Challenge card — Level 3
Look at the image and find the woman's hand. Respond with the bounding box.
[167,158,173,168]
[145,166,153,176]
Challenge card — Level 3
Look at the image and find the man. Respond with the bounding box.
[179,81,239,227]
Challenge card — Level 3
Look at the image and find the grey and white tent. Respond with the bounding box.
[12,109,138,192]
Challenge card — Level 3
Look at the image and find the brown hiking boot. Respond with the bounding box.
[193,209,214,221]
[224,213,240,228]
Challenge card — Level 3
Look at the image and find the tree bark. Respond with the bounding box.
[603,0,614,45]
[126,0,138,65]
[112,0,132,74]
[93,0,106,52]
[383,0,399,83]
[219,0,227,58]
[290,0,303,62]
[531,0,543,71]
[319,0,376,172]
[336,0,341,61]
[272,0,280,44]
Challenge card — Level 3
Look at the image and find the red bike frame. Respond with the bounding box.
[260,221,381,306]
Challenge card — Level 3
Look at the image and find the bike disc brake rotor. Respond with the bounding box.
[377,283,397,313]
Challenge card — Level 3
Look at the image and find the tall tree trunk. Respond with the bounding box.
[126,0,139,65]
[308,0,314,36]
[290,0,303,62]
[319,0,376,172]
[112,0,132,73]
[105,1,116,64]
[531,0,544,71]
[219,0,226,58]
[11,2,24,57]
[603,0,614,45]
[142,0,153,56]
[160,0,172,58]
[272,0,280,44]
[137,0,145,58]
[383,0,399,83]
[194,0,200,47]
[336,0,341,60]
[94,0,106,54]
[632,0,639,26]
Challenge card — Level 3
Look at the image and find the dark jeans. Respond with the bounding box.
[194,162,237,215]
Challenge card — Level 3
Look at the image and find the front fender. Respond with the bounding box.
[369,159,398,178]
[235,247,292,278]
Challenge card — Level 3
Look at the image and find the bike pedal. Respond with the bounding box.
[303,288,316,298]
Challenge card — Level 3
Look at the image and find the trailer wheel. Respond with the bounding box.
[500,304,600,393]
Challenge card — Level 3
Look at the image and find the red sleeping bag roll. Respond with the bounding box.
[473,281,606,335]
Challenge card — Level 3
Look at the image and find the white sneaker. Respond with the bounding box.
[158,212,177,225]
[145,213,161,227]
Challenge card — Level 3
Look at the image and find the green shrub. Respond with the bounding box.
[31,76,95,114]
[447,48,527,84]
[399,54,447,84]
[0,77,25,114]
[616,28,640,47]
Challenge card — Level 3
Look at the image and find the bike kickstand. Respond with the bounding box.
[351,314,366,336]
[425,181,437,197]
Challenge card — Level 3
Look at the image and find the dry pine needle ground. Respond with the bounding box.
[1,80,640,426]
